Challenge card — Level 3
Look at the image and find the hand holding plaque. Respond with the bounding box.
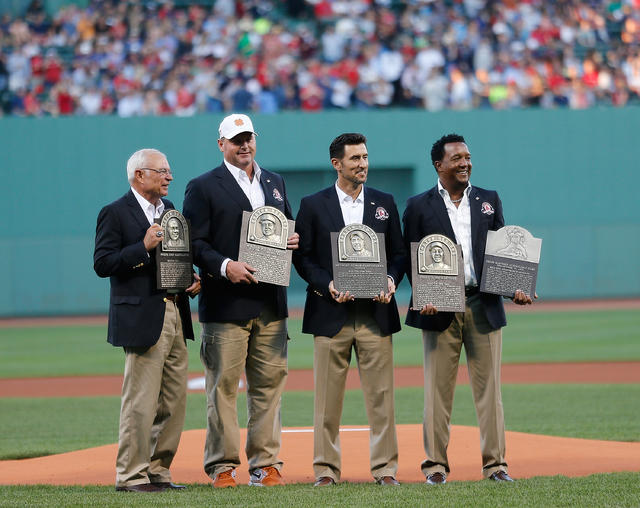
[237,205,295,286]
[155,210,194,290]
[480,225,541,298]
[331,224,387,299]
[410,234,465,312]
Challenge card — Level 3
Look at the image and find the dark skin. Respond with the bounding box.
[420,141,536,315]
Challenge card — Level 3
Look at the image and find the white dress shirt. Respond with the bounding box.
[131,186,165,225]
[221,159,266,277]
[335,181,364,225]
[438,180,477,287]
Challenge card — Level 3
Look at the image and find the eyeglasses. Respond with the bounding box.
[140,167,172,176]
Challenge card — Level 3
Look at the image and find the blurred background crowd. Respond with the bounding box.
[1,0,640,117]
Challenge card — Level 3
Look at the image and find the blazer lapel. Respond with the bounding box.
[469,187,483,259]
[215,165,253,211]
[125,190,154,231]
[362,187,376,228]
[426,187,456,241]
[322,187,345,231]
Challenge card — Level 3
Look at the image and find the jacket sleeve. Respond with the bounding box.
[183,178,227,279]
[93,205,149,278]
[385,196,406,287]
[292,197,333,295]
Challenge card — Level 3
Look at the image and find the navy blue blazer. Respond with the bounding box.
[403,185,507,332]
[183,163,293,322]
[94,190,194,348]
[293,185,406,338]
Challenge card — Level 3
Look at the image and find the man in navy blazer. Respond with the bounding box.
[94,148,199,492]
[294,133,405,487]
[403,133,533,486]
[183,114,298,488]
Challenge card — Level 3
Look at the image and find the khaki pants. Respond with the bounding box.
[313,307,398,482]
[421,293,507,478]
[201,306,288,478]
[116,301,188,487]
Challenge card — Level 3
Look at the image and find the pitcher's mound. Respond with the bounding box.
[1,424,639,485]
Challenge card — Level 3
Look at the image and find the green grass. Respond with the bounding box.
[2,384,638,460]
[1,473,639,507]
[1,309,639,378]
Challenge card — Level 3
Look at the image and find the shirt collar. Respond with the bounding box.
[224,159,262,183]
[438,180,471,200]
[130,186,164,215]
[335,181,364,203]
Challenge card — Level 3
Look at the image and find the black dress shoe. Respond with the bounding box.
[425,472,447,485]
[152,482,187,489]
[489,471,515,482]
[314,476,336,487]
[115,483,166,492]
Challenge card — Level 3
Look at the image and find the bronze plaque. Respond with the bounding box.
[410,234,464,312]
[155,210,193,290]
[331,224,387,298]
[480,225,541,298]
[238,206,294,286]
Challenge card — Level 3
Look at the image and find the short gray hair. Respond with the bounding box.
[126,148,166,184]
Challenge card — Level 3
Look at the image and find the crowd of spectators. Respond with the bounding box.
[1,0,640,117]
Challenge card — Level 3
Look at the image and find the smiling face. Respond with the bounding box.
[430,245,444,263]
[218,131,256,171]
[134,151,172,203]
[260,216,276,237]
[168,218,181,240]
[435,142,472,193]
[333,143,368,191]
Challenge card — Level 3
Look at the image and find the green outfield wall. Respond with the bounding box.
[1,108,638,316]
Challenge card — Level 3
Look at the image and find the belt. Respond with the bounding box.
[163,294,180,303]
[465,286,479,296]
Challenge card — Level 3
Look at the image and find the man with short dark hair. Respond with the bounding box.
[94,148,200,493]
[403,133,534,486]
[294,132,405,487]
[183,114,299,488]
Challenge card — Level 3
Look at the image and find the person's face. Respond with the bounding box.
[261,219,275,237]
[168,220,180,240]
[431,246,444,263]
[351,234,364,252]
[218,131,256,171]
[135,152,172,202]
[333,143,368,188]
[435,142,472,191]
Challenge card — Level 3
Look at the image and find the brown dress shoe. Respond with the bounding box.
[151,482,186,489]
[213,469,237,488]
[314,476,336,487]
[115,483,166,492]
[425,472,447,485]
[489,471,515,482]
[376,476,400,486]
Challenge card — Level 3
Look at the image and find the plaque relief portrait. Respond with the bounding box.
[485,225,541,263]
[417,234,458,275]
[247,206,288,250]
[161,210,189,252]
[337,224,380,263]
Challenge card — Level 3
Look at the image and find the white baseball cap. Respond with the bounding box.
[218,113,257,140]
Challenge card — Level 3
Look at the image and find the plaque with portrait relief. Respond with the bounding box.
[410,234,465,312]
[238,205,294,286]
[480,225,541,298]
[154,209,194,290]
[331,224,387,298]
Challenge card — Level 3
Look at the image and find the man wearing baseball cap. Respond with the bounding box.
[183,114,299,488]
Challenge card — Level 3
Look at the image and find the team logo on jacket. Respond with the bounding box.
[481,202,494,215]
[374,206,389,220]
[272,188,283,202]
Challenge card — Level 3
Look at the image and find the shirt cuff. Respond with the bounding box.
[221,258,231,278]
